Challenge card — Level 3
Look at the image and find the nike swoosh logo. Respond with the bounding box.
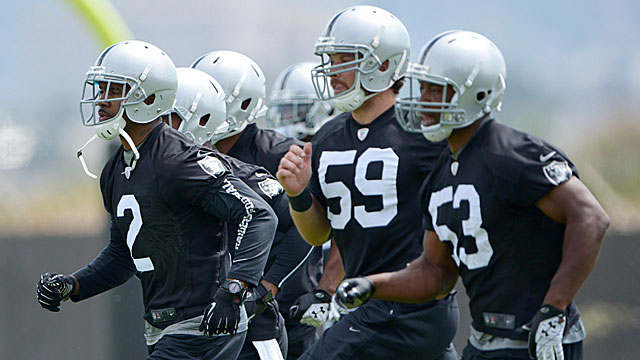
[539,151,556,162]
[348,326,361,333]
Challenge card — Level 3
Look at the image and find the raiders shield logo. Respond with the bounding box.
[357,128,369,141]
[259,178,284,199]
[542,160,572,186]
[198,156,226,178]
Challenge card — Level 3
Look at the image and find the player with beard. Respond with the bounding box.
[277,6,459,360]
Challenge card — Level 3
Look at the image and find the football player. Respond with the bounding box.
[276,6,459,360]
[337,31,610,360]
[36,40,278,360]
[265,61,339,141]
[190,52,326,359]
[161,66,310,359]
[266,61,348,338]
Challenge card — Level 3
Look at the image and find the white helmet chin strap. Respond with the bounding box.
[331,74,377,113]
[421,123,452,143]
[76,111,141,179]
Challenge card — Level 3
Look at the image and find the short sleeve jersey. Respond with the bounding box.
[308,107,447,278]
[420,119,580,339]
[100,124,236,326]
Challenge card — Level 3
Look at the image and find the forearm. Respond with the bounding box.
[71,243,136,302]
[263,228,312,289]
[369,254,456,303]
[543,213,609,309]
[290,196,332,246]
[227,205,278,286]
[204,175,278,286]
[317,239,345,295]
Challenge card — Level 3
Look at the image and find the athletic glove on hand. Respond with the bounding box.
[37,273,76,312]
[336,277,375,309]
[289,289,332,327]
[522,304,566,360]
[244,283,273,320]
[200,288,242,336]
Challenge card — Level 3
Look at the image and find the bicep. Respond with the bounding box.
[423,230,458,280]
[535,176,603,224]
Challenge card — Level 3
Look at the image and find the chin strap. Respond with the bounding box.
[77,135,99,179]
[118,127,140,179]
[75,127,140,180]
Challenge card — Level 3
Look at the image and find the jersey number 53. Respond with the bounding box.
[428,184,493,270]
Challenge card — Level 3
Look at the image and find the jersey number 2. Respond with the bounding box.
[318,148,398,229]
[428,184,493,270]
[117,194,155,272]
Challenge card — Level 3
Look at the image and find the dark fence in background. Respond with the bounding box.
[2,233,637,359]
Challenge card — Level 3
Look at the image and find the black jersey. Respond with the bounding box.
[308,107,447,278]
[217,152,313,290]
[421,119,580,340]
[71,123,276,329]
[227,123,303,176]
[225,123,318,311]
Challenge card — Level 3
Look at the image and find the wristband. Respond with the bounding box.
[289,188,313,212]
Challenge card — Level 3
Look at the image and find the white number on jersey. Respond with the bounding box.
[428,184,493,270]
[117,194,155,272]
[318,148,399,229]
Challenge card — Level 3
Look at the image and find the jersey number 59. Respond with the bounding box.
[318,148,398,229]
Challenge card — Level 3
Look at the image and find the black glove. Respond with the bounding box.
[244,283,274,320]
[199,281,246,336]
[336,277,375,309]
[289,289,332,324]
[521,304,566,359]
[37,273,76,312]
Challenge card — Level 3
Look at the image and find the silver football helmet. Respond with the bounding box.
[169,68,228,145]
[312,5,410,112]
[266,62,338,139]
[395,31,507,142]
[190,51,266,141]
[77,40,178,178]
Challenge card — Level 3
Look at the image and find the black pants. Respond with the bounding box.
[461,341,583,360]
[299,293,460,360]
[147,332,246,360]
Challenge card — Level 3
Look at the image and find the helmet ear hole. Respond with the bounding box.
[476,91,486,102]
[144,94,156,105]
[199,114,210,126]
[241,98,252,110]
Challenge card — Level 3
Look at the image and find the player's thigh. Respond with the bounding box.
[300,297,458,360]
[284,319,316,359]
[461,341,582,360]
[148,333,246,360]
[387,294,459,359]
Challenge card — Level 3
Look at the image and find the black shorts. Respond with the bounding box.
[461,341,583,360]
[238,308,289,360]
[147,332,246,360]
[299,293,460,360]
[284,318,317,360]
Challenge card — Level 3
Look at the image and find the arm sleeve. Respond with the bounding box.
[262,193,313,288]
[201,174,278,286]
[70,217,137,302]
[492,136,579,207]
[158,151,277,286]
